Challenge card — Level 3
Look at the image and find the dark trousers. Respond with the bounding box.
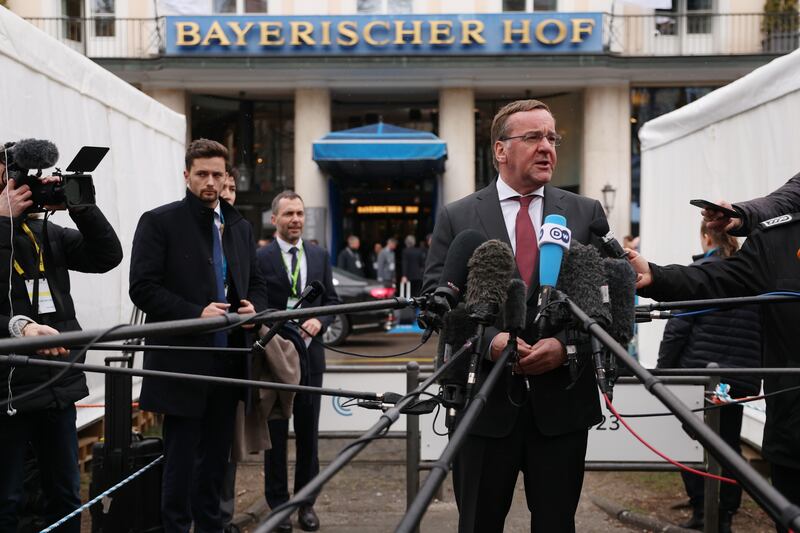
[452,404,589,533]
[681,403,744,514]
[0,405,81,533]
[265,372,323,509]
[772,463,800,533]
[161,385,238,533]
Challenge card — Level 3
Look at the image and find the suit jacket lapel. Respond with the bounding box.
[303,244,321,307]
[476,181,513,246]
[267,241,289,290]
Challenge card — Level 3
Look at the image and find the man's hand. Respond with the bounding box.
[237,299,256,329]
[201,302,230,318]
[301,318,322,340]
[490,332,531,362]
[40,176,67,211]
[22,323,68,357]
[0,179,33,218]
[516,337,566,375]
[702,200,741,233]
[625,249,653,289]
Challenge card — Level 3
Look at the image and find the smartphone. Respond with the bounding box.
[689,199,741,219]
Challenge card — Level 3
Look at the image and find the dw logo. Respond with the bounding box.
[549,226,570,244]
[332,396,352,416]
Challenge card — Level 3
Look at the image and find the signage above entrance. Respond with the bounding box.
[165,13,603,56]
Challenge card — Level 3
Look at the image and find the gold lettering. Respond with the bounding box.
[364,20,390,46]
[535,18,567,45]
[337,21,359,46]
[227,21,254,46]
[201,21,231,46]
[175,22,201,46]
[259,21,285,45]
[503,19,531,44]
[570,18,595,43]
[320,21,332,45]
[429,20,455,45]
[290,21,315,45]
[460,20,486,45]
[393,20,423,44]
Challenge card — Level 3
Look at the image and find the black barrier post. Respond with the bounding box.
[562,295,800,531]
[396,344,515,533]
[703,363,721,533]
[405,361,420,533]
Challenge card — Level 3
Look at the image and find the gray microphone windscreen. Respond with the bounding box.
[464,239,515,312]
[502,279,528,332]
[604,258,636,344]
[12,139,59,170]
[556,241,611,328]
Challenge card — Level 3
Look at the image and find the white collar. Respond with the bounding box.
[496,175,545,201]
[276,235,303,254]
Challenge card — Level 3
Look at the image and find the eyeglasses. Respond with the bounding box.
[500,131,563,147]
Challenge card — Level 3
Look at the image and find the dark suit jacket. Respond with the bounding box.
[401,246,426,282]
[423,181,605,438]
[130,190,268,418]
[257,240,341,375]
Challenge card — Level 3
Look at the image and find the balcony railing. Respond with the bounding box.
[24,12,800,60]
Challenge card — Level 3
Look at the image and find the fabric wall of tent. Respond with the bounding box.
[638,47,800,448]
[0,7,186,428]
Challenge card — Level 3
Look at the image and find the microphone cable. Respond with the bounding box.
[602,392,738,485]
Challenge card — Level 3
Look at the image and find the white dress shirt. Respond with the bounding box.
[496,176,544,255]
[276,235,308,293]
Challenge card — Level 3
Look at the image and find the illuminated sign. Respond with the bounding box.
[357,205,420,214]
[165,13,602,56]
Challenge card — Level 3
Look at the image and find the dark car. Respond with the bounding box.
[322,266,396,346]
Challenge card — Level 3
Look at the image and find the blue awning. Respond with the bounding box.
[313,123,447,180]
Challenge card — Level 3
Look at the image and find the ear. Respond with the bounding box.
[494,140,507,166]
[183,169,189,184]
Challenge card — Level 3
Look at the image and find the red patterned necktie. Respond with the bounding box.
[515,195,539,286]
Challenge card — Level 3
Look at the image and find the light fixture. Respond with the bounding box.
[601,183,617,214]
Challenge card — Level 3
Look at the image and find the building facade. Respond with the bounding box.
[8,0,798,252]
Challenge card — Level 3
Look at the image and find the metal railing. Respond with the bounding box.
[22,12,800,59]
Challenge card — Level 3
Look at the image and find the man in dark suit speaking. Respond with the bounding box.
[257,191,340,532]
[422,100,608,532]
[130,139,267,532]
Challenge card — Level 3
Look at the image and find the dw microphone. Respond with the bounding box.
[535,214,571,335]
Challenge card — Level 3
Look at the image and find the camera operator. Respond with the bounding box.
[0,146,123,533]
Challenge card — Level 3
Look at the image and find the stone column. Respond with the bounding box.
[438,87,475,206]
[294,87,331,246]
[581,84,631,237]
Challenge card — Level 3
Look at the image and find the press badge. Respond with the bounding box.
[26,278,56,314]
[286,297,299,309]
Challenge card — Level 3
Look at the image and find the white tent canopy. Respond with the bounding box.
[0,7,186,428]
[638,47,800,448]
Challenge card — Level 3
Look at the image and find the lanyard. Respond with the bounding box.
[13,222,45,277]
[281,245,303,297]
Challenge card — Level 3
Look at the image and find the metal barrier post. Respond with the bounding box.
[704,363,722,533]
[406,361,421,528]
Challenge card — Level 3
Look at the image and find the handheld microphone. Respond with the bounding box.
[418,229,486,342]
[535,214,571,335]
[253,280,325,351]
[589,217,629,259]
[463,240,515,402]
[502,278,530,392]
[7,139,60,171]
[435,304,478,427]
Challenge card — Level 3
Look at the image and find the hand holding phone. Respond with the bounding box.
[689,199,741,219]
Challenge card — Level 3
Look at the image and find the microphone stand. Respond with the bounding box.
[560,291,800,531]
[396,342,516,533]
[639,293,800,312]
[254,282,322,351]
[463,302,498,405]
[253,334,480,533]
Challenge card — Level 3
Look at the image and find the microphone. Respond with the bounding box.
[418,229,486,342]
[589,217,629,259]
[535,214,572,335]
[253,280,325,351]
[603,258,636,345]
[435,304,478,427]
[463,240,515,402]
[502,278,530,393]
[7,139,59,171]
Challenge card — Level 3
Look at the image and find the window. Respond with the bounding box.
[502,0,557,11]
[655,0,712,36]
[63,0,83,42]
[357,0,412,14]
[213,0,267,14]
[93,0,115,37]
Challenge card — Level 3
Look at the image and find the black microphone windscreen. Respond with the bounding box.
[436,305,477,384]
[502,279,527,332]
[437,229,486,305]
[589,217,610,237]
[604,258,636,344]
[309,280,325,295]
[465,239,515,312]
[12,139,59,170]
[556,241,611,327]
